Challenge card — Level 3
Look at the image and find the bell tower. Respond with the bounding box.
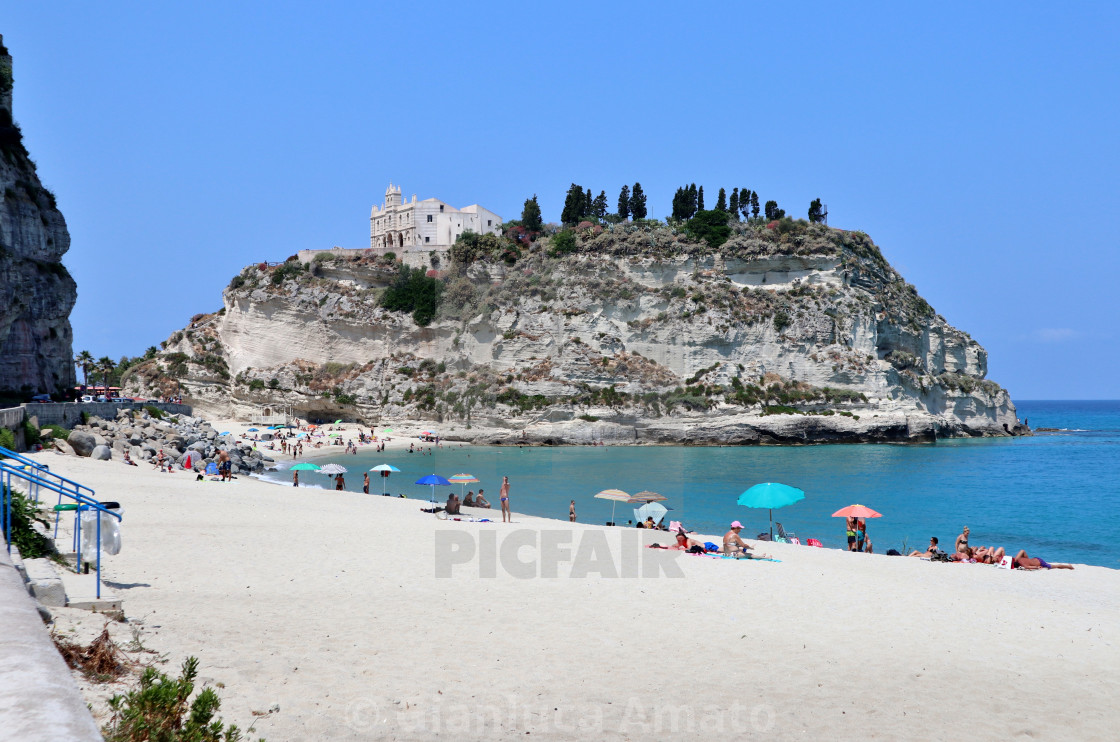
[385,182,402,208]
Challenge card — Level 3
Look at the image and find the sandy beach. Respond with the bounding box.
[33,448,1120,741]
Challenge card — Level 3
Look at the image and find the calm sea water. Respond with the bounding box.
[260,400,1120,568]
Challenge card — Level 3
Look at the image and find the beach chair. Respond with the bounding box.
[775,522,798,542]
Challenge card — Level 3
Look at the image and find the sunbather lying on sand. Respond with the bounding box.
[648,532,706,553]
[1013,550,1074,570]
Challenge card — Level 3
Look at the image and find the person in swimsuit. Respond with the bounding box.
[335,473,345,491]
[476,489,490,508]
[910,537,942,557]
[1012,550,1074,570]
[463,491,475,507]
[973,545,1006,564]
[363,472,370,494]
[569,500,576,522]
[723,521,754,557]
[857,519,867,552]
[293,470,299,487]
[956,526,971,554]
[846,517,858,551]
[499,476,511,522]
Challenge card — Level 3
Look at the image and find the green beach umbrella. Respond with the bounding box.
[290,462,320,471]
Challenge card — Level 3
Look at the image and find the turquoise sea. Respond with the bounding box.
[260,400,1120,569]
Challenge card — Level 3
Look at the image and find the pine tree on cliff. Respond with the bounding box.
[521,194,543,231]
[561,183,585,225]
[584,187,594,220]
[764,200,786,220]
[671,187,685,220]
[715,188,727,212]
[740,189,753,220]
[688,184,698,217]
[617,185,630,220]
[808,197,825,224]
[750,191,760,219]
[729,188,740,220]
[697,186,705,211]
[629,183,647,220]
[593,190,608,219]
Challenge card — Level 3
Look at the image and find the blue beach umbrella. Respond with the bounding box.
[737,482,805,541]
[248,428,259,432]
[416,474,451,505]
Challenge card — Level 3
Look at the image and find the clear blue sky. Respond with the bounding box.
[5,2,1118,399]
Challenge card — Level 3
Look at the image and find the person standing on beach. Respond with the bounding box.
[846,517,858,551]
[335,473,345,491]
[293,471,299,487]
[500,476,511,522]
[857,519,867,552]
[569,500,577,522]
[363,472,370,494]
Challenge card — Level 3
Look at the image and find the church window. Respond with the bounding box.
[427,215,433,222]
[439,205,444,212]
[488,220,492,226]
[425,236,430,243]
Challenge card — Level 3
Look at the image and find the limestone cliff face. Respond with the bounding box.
[125,218,1022,444]
[0,35,76,395]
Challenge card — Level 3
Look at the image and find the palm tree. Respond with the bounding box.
[75,350,93,388]
[98,356,115,392]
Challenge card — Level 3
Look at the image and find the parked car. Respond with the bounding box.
[30,394,53,403]
[80,395,94,403]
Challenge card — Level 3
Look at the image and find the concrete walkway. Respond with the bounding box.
[0,548,102,741]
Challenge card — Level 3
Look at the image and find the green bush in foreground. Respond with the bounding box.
[143,405,165,420]
[1,486,56,559]
[103,656,263,742]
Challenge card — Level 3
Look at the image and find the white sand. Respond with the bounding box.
[34,450,1120,740]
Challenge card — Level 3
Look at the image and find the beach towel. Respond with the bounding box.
[806,538,823,548]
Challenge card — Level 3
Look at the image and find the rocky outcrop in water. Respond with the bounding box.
[0,34,76,396]
[123,214,1025,444]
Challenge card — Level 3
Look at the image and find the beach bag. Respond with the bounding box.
[704,542,719,552]
[997,555,1014,569]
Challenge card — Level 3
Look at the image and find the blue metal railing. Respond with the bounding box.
[0,459,121,599]
[0,445,96,506]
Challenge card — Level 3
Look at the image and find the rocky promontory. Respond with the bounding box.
[0,34,76,396]
[123,217,1024,445]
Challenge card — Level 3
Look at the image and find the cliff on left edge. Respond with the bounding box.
[0,34,76,396]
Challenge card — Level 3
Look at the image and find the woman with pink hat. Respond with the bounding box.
[723,521,756,558]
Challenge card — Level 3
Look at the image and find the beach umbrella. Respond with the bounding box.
[737,482,806,541]
[334,419,343,425]
[248,428,259,432]
[831,504,882,519]
[630,490,668,503]
[220,431,230,436]
[416,474,452,505]
[319,463,348,475]
[448,472,479,497]
[328,433,341,437]
[371,463,400,494]
[633,501,670,526]
[594,489,631,525]
[290,462,320,471]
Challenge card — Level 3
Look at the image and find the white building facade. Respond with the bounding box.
[370,183,503,250]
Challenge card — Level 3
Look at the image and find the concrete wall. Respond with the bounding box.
[0,406,25,429]
[21,401,192,428]
[0,549,103,741]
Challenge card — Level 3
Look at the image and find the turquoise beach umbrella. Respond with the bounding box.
[737,482,805,541]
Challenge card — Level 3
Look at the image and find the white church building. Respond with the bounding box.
[370,183,503,251]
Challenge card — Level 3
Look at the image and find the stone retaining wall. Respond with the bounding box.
[22,401,192,429]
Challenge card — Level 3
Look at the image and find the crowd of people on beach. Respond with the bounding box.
[903,526,1073,569]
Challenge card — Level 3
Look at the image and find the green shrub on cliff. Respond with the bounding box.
[685,210,732,248]
[381,265,442,326]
